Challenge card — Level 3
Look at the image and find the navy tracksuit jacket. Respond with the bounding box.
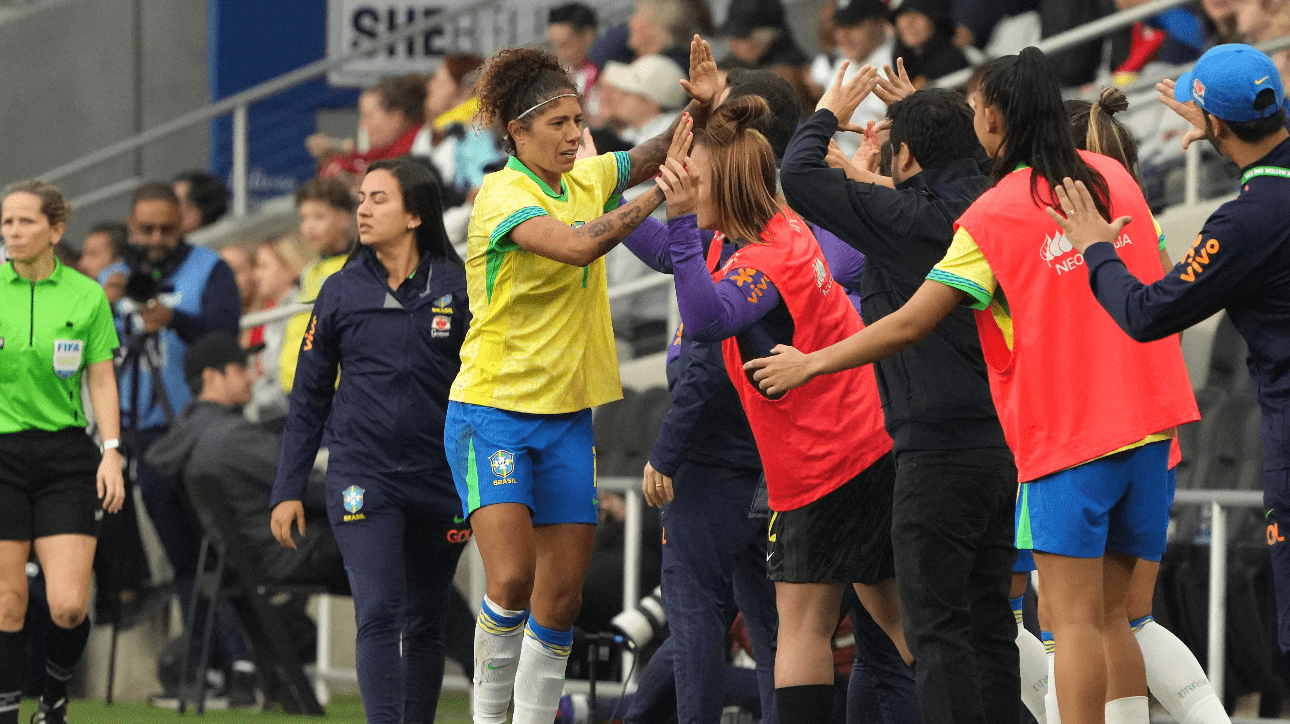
[270,247,470,724]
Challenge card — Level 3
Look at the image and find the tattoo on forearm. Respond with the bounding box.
[628,134,671,187]
[582,188,664,259]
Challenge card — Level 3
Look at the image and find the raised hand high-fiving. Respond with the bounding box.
[874,57,917,106]
[656,115,697,217]
[681,35,721,108]
[816,61,880,134]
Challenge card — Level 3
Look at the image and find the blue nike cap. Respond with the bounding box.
[1175,44,1284,123]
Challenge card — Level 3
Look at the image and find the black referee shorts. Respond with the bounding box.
[0,427,103,541]
[766,452,896,585]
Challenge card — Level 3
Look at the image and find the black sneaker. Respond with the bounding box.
[31,698,68,724]
[227,667,259,709]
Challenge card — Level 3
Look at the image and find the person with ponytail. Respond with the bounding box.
[745,47,1199,724]
[1011,87,1233,724]
[1044,43,1290,720]
[652,93,910,724]
[444,39,719,724]
[271,158,470,723]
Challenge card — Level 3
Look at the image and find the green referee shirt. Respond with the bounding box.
[0,260,120,433]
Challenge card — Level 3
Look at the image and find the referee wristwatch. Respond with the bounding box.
[101,438,120,453]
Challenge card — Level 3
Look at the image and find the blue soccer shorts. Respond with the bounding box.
[1015,439,1174,561]
[444,401,598,525]
[1013,548,1036,573]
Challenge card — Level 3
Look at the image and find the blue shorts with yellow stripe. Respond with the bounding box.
[444,401,598,525]
[1015,440,1174,561]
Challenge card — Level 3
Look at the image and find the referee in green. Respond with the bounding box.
[0,180,125,724]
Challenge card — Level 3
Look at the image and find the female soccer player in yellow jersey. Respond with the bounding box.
[445,39,719,724]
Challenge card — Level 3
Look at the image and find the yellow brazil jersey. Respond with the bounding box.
[279,254,348,393]
[451,152,632,414]
[926,219,1173,462]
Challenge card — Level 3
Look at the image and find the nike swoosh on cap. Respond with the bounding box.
[1256,75,1271,84]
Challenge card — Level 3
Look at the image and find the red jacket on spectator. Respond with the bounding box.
[319,125,419,179]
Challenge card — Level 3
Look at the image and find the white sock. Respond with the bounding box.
[1043,632,1061,724]
[1105,695,1149,724]
[512,619,572,724]
[1134,617,1231,724]
[473,596,527,724]
[1018,622,1049,724]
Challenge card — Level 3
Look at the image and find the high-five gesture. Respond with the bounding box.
[874,57,917,106]
[656,116,698,218]
[680,35,721,107]
[816,61,880,133]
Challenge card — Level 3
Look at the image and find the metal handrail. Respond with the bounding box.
[1164,489,1264,705]
[935,0,1191,90]
[237,273,677,329]
[35,0,507,186]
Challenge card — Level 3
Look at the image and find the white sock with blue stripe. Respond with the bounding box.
[473,596,527,724]
[512,617,573,724]
[1013,596,1049,724]
[1134,615,1231,724]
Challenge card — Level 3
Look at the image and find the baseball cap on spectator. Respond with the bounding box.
[184,331,264,392]
[1174,44,1285,123]
[890,0,949,23]
[834,0,888,27]
[722,0,787,39]
[602,55,689,110]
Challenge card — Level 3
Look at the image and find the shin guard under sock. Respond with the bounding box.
[1134,617,1231,724]
[472,596,527,724]
[42,618,90,707]
[776,684,834,724]
[0,630,26,724]
[512,618,572,724]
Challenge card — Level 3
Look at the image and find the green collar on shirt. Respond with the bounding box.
[2,258,66,285]
[507,156,567,201]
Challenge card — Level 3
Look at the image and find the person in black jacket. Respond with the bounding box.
[269,159,472,724]
[776,67,1019,724]
[149,332,345,590]
[147,331,346,706]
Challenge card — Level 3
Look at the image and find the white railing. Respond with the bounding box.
[934,0,1192,91]
[1170,488,1265,702]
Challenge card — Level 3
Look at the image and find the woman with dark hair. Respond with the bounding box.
[445,39,717,724]
[1013,87,1231,724]
[746,48,1200,724]
[652,94,909,724]
[890,0,968,87]
[269,158,470,724]
[310,75,428,183]
[0,180,125,724]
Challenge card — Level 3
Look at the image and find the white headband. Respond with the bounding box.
[516,93,579,120]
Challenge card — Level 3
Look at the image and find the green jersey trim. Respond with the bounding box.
[927,268,992,311]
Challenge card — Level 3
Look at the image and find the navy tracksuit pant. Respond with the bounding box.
[625,460,777,724]
[842,588,921,724]
[325,471,469,724]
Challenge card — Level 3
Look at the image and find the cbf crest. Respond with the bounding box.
[342,485,366,522]
[490,450,517,485]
